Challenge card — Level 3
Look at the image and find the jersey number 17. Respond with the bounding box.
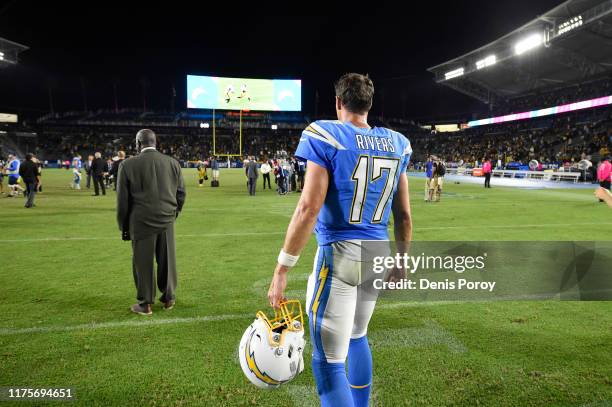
[349,155,400,224]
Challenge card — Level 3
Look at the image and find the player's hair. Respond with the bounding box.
[334,73,374,114]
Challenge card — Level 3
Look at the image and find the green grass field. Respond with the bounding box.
[0,169,610,406]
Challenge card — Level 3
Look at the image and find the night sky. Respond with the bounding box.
[0,2,562,121]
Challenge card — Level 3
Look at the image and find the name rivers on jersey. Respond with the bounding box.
[355,134,396,153]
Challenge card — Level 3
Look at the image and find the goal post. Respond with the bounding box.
[212,109,243,158]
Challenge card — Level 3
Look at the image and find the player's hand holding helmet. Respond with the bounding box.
[238,300,305,389]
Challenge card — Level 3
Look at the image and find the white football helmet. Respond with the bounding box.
[238,300,305,389]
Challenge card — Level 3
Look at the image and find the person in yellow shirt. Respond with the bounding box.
[197,161,208,187]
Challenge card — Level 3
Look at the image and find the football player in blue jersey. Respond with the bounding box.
[71,154,82,190]
[267,73,413,407]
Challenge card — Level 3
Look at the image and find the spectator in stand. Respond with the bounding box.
[18,153,40,208]
[260,160,272,190]
[596,157,611,203]
[91,152,107,196]
[483,157,492,188]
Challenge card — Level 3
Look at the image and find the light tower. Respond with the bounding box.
[0,37,29,67]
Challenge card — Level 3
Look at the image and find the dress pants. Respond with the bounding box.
[248,177,257,195]
[131,224,177,305]
[25,182,37,207]
[93,175,106,195]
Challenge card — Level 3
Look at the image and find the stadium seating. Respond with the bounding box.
[1,86,610,175]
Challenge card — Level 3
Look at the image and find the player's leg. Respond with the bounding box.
[348,278,378,407]
[14,181,24,195]
[424,178,430,201]
[306,246,356,407]
[432,177,439,201]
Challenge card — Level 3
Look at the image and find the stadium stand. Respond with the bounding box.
[410,107,612,165]
[1,1,611,182]
[419,0,612,182]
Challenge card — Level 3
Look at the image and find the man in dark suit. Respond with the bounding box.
[84,155,93,189]
[116,129,186,315]
[91,152,107,196]
[18,153,40,208]
[245,156,259,195]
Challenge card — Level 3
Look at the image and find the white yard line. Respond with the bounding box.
[0,314,251,336]
[1,222,610,243]
[0,231,285,243]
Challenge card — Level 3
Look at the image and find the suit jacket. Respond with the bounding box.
[116,149,186,240]
[91,157,106,176]
[18,160,39,184]
[246,161,259,178]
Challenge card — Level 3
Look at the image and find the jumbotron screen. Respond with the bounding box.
[186,75,301,111]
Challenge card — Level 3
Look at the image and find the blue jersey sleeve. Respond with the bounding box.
[402,138,413,172]
[295,123,339,170]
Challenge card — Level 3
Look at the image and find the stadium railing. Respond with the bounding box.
[445,167,581,183]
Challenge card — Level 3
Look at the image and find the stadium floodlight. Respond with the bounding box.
[444,67,464,80]
[271,124,278,130]
[199,122,210,129]
[0,38,28,66]
[558,15,583,35]
[514,33,543,55]
[476,55,496,70]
